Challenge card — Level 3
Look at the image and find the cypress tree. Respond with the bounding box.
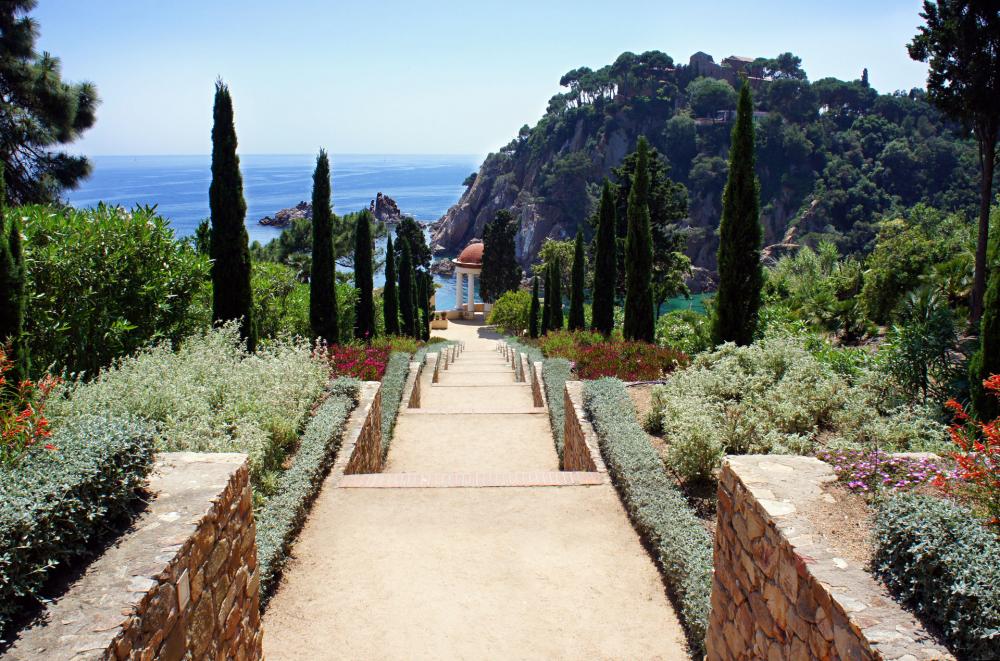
[383,234,399,335]
[568,229,586,331]
[529,276,540,339]
[541,265,552,335]
[623,136,655,342]
[550,256,564,331]
[480,209,521,302]
[0,163,28,385]
[310,149,338,343]
[353,210,376,341]
[419,272,431,341]
[970,240,1000,419]
[591,179,617,336]
[399,238,416,338]
[209,80,255,351]
[712,83,763,346]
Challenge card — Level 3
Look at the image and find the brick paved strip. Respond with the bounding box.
[337,471,605,488]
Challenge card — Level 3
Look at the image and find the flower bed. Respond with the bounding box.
[816,448,949,494]
[256,378,358,603]
[538,330,688,380]
[0,414,156,634]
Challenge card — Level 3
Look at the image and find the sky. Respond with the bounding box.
[34,0,931,158]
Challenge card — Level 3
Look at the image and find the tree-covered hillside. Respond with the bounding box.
[432,50,986,289]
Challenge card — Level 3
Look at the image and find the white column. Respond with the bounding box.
[454,269,463,310]
[467,273,475,312]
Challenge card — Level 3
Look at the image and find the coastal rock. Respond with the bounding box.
[430,258,455,276]
[369,192,402,224]
[259,201,311,227]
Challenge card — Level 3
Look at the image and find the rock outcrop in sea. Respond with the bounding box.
[258,201,311,227]
[369,192,402,224]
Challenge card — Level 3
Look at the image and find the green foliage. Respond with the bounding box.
[591,180,617,336]
[568,230,586,330]
[21,204,209,376]
[487,289,532,335]
[647,337,948,482]
[0,415,156,633]
[583,378,713,655]
[383,234,399,336]
[48,324,329,497]
[542,358,572,456]
[480,209,522,303]
[686,76,737,118]
[310,149,338,343]
[398,238,416,338]
[529,276,540,339]
[623,137,655,342]
[250,262,310,340]
[533,238,575,294]
[0,164,28,384]
[418,272,431,341]
[352,209,376,341]
[257,378,357,603]
[713,84,762,346]
[655,309,712,355]
[541,267,552,335]
[210,80,255,351]
[549,257,564,331]
[874,493,1000,659]
[380,352,413,455]
[0,1,98,204]
[393,216,431,271]
[971,217,1000,419]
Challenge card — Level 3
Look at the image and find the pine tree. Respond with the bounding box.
[399,238,416,338]
[0,163,29,385]
[541,265,552,335]
[353,210,376,340]
[383,234,399,335]
[591,180,617,336]
[970,238,1000,419]
[310,149,339,343]
[529,276,540,339]
[712,83,763,346]
[568,229,586,331]
[623,136,655,342]
[209,80,255,351]
[550,256,564,331]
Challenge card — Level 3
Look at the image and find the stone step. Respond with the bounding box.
[337,471,605,488]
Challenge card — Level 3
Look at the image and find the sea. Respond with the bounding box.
[64,154,482,310]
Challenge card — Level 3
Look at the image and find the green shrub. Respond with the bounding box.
[0,415,156,633]
[488,289,531,335]
[655,309,712,355]
[20,204,209,376]
[584,378,713,655]
[874,494,1000,658]
[256,378,357,603]
[542,358,573,458]
[380,351,413,456]
[251,261,310,339]
[48,324,328,497]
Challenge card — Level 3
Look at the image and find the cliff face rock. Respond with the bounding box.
[259,200,311,227]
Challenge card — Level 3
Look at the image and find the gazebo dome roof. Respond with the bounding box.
[453,242,484,268]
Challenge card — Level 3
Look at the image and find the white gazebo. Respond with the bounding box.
[452,242,483,319]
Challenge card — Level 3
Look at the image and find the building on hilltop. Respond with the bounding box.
[688,51,768,90]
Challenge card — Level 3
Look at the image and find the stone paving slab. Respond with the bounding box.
[338,471,604,488]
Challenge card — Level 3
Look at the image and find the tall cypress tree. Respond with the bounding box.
[399,238,416,338]
[480,209,521,302]
[623,136,655,342]
[591,180,617,336]
[209,80,255,351]
[970,239,1000,419]
[712,83,763,346]
[418,272,431,341]
[541,265,552,335]
[310,149,338,343]
[550,256,564,331]
[353,210,376,340]
[529,275,540,339]
[568,229,586,331]
[0,163,28,385]
[383,234,399,335]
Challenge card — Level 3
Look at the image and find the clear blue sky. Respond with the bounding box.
[34,0,930,157]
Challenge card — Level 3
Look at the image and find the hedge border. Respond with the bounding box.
[583,378,714,656]
[256,378,358,604]
[0,415,157,634]
[379,352,414,458]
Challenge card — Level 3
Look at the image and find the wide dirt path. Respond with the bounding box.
[262,317,688,660]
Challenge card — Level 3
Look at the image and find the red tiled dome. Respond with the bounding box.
[454,242,484,267]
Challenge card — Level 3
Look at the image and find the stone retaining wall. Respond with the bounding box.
[339,381,383,475]
[6,453,262,661]
[561,381,608,475]
[707,455,954,660]
[403,360,423,408]
[530,361,545,408]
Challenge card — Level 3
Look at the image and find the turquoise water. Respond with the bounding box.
[64,154,481,309]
